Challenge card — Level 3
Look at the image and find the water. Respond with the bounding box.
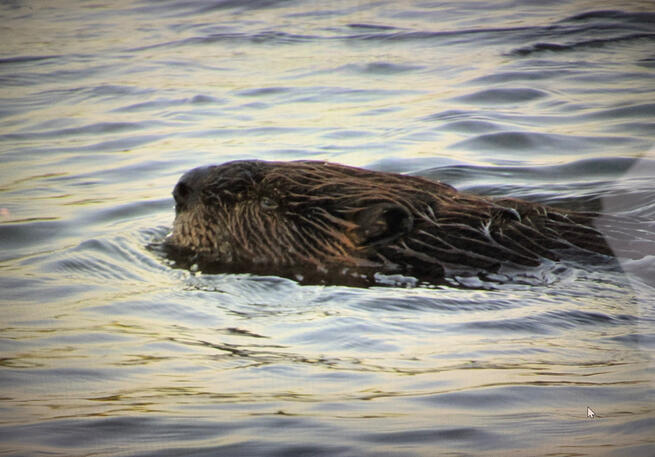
[1,1,654,456]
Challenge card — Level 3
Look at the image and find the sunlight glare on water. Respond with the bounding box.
[1,1,654,456]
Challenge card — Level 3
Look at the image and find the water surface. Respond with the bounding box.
[1,1,654,456]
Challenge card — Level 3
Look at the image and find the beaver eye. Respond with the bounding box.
[260,196,278,210]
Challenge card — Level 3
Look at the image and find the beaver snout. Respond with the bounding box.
[173,165,215,212]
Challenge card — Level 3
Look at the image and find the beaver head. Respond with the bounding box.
[166,160,613,285]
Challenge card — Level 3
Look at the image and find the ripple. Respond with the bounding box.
[451,131,639,153]
[362,427,496,445]
[347,23,399,31]
[236,86,291,97]
[43,234,166,282]
[0,120,163,141]
[344,26,535,44]
[2,3,655,457]
[0,416,238,450]
[114,95,225,113]
[462,308,638,335]
[128,30,318,52]
[509,33,655,56]
[358,62,423,75]
[418,157,652,184]
[0,55,61,65]
[0,220,65,259]
[469,69,577,84]
[437,119,502,133]
[562,10,655,25]
[452,88,548,104]
[582,103,655,120]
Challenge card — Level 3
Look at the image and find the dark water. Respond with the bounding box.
[1,1,655,456]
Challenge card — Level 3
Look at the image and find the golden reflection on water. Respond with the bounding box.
[1,1,654,455]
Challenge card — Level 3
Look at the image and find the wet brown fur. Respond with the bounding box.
[166,160,616,284]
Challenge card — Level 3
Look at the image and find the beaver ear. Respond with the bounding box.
[355,202,414,246]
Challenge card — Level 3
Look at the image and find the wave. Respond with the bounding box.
[510,33,655,57]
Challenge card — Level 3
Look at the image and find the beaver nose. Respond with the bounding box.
[173,165,214,210]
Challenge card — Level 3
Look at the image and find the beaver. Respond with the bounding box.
[164,159,641,286]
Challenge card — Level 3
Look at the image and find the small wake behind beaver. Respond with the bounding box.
[162,160,654,288]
